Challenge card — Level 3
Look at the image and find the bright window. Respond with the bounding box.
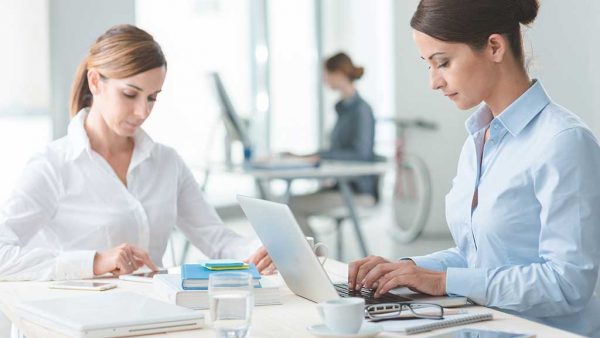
[0,1,51,203]
[135,0,254,168]
[268,1,319,155]
[135,0,257,204]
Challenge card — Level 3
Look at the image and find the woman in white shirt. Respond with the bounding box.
[0,24,273,280]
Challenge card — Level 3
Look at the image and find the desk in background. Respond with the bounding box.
[203,160,391,257]
[0,260,582,338]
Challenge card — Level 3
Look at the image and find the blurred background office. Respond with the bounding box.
[2,0,600,299]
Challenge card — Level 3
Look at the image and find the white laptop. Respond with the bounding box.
[237,195,468,307]
[16,291,204,337]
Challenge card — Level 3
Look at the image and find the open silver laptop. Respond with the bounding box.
[17,291,204,337]
[237,195,467,307]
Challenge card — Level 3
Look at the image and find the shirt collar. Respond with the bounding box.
[65,109,92,161]
[129,127,155,172]
[66,108,155,165]
[335,91,361,114]
[465,79,551,137]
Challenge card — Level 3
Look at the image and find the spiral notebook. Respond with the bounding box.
[378,312,493,335]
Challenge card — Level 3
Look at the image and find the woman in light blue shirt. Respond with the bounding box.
[348,0,600,336]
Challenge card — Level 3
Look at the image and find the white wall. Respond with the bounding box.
[393,0,600,234]
[527,0,600,133]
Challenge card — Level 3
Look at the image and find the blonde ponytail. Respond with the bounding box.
[69,57,92,117]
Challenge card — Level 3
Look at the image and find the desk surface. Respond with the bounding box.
[212,160,391,180]
[0,260,582,338]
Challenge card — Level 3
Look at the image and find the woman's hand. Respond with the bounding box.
[244,246,276,275]
[348,256,446,297]
[93,243,159,276]
[371,263,447,297]
[348,255,392,290]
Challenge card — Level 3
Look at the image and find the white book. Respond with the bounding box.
[153,274,282,309]
[17,291,204,338]
[379,312,493,335]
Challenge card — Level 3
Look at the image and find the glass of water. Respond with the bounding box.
[208,272,255,338]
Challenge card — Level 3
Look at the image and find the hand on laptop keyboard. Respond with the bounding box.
[334,283,411,305]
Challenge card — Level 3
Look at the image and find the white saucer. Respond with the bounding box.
[306,322,383,338]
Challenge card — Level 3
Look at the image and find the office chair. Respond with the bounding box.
[320,164,385,260]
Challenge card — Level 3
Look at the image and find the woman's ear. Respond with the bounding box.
[87,69,102,95]
[487,33,508,63]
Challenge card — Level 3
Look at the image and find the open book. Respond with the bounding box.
[153,274,281,310]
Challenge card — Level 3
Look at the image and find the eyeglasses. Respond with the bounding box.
[364,302,444,321]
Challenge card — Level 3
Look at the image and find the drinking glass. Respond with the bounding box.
[208,272,254,338]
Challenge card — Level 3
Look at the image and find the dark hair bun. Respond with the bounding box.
[325,52,365,82]
[353,67,364,80]
[514,0,539,25]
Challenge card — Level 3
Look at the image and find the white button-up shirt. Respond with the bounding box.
[410,81,600,337]
[0,109,255,281]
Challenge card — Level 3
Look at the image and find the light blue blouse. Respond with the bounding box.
[411,80,600,337]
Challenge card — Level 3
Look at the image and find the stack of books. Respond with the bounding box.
[153,260,281,310]
[180,261,261,290]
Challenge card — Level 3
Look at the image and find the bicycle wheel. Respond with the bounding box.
[390,153,432,243]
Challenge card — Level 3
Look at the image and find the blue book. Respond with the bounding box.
[181,263,261,290]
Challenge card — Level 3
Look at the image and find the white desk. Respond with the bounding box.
[0,260,582,338]
[205,160,391,257]
[229,160,390,180]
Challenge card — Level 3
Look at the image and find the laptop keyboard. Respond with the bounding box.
[334,283,411,304]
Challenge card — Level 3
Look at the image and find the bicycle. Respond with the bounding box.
[379,118,437,243]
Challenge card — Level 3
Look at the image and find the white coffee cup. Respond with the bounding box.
[306,236,328,265]
[316,298,365,334]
